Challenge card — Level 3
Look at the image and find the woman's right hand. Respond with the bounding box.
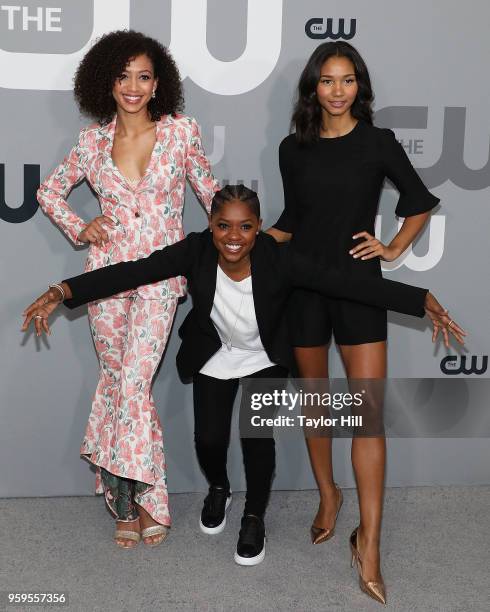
[78,215,115,246]
[21,286,67,337]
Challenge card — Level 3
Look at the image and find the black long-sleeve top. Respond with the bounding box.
[63,231,428,379]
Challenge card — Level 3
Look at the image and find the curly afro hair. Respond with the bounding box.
[74,30,184,125]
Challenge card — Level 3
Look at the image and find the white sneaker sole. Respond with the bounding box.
[199,493,232,535]
[234,537,266,566]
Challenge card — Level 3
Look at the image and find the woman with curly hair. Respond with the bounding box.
[268,42,440,603]
[37,30,219,548]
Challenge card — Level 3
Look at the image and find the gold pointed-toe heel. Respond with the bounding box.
[349,527,386,605]
[310,484,343,544]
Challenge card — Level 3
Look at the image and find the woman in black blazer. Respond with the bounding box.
[23,185,463,569]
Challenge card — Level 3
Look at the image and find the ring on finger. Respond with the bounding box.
[448,319,454,328]
[34,315,44,320]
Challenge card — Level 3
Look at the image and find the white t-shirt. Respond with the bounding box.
[199,265,276,379]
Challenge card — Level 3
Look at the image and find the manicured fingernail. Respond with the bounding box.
[353,254,358,259]
[349,250,353,255]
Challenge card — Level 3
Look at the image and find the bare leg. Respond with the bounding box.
[339,341,386,582]
[294,346,339,530]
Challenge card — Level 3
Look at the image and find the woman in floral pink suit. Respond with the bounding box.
[37,30,219,548]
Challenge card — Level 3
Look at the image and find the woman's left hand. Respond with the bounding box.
[350,231,401,262]
[424,292,466,348]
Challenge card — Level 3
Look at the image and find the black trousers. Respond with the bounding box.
[193,364,287,518]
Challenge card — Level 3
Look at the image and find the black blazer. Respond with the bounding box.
[64,231,428,379]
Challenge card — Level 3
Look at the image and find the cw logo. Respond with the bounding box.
[440,356,488,376]
[376,214,445,272]
[376,106,490,190]
[305,18,356,40]
[0,0,283,95]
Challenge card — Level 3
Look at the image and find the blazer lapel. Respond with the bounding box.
[95,117,127,190]
[250,236,270,344]
[197,232,219,321]
[96,117,116,160]
[141,115,169,182]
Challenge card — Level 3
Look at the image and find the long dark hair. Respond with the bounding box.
[292,42,374,144]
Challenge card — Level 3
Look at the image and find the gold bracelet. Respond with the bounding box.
[48,283,65,302]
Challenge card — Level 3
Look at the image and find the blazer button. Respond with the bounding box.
[134,212,140,218]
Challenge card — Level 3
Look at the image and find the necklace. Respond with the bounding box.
[216,264,251,351]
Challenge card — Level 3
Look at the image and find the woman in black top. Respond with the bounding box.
[268,42,440,603]
[22,187,462,569]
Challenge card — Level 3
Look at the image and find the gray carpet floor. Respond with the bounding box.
[1,487,489,612]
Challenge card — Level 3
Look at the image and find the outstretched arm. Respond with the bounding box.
[62,234,194,308]
[22,233,199,335]
[288,250,465,347]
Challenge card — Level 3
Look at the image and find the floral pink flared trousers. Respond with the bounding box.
[81,295,178,526]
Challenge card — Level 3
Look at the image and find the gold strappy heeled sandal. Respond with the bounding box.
[349,527,386,605]
[310,484,343,544]
[114,519,141,549]
[141,525,168,547]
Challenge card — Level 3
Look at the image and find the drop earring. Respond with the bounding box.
[151,89,156,99]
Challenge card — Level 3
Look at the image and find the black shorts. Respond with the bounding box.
[288,288,387,347]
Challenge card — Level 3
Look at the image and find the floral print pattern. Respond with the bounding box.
[37,114,219,299]
[37,114,219,525]
[84,296,178,526]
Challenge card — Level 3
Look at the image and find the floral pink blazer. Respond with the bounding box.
[37,114,219,299]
